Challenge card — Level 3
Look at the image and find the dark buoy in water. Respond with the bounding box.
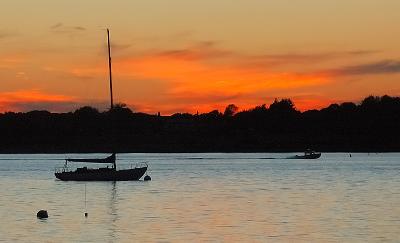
[144,175,151,181]
[85,212,88,217]
[37,210,48,219]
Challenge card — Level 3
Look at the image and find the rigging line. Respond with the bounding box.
[85,184,87,212]
[107,28,114,109]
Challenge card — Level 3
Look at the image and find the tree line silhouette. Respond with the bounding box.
[0,95,399,153]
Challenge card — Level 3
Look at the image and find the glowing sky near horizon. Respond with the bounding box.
[1,0,400,114]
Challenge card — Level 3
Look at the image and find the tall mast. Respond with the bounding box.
[107,29,116,165]
[107,29,114,109]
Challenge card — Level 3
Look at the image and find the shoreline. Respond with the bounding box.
[0,150,395,154]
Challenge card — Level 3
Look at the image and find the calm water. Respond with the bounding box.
[0,153,399,242]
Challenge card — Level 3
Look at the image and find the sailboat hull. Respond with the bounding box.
[55,167,147,181]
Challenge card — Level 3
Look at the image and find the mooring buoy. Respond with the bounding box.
[144,175,151,181]
[37,210,48,219]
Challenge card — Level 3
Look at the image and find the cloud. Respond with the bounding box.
[69,43,333,114]
[5,101,77,112]
[115,46,329,95]
[166,91,242,104]
[157,41,231,60]
[69,66,103,79]
[0,90,109,112]
[248,50,380,68]
[65,43,391,114]
[111,43,131,51]
[0,90,73,112]
[0,54,28,69]
[326,60,400,76]
[133,44,379,73]
[50,23,86,34]
[0,30,17,40]
[50,23,63,29]
[171,30,194,40]
[8,100,109,113]
[346,50,380,56]
[99,42,132,56]
[42,65,98,80]
[146,44,376,65]
[15,71,29,80]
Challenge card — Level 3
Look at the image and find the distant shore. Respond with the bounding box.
[0,149,397,154]
[1,95,399,153]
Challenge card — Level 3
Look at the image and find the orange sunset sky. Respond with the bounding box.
[1,0,400,114]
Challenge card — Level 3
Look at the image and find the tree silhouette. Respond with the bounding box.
[74,106,100,117]
[0,95,399,152]
[269,98,297,114]
[224,104,239,117]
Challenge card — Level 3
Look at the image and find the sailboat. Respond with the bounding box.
[55,29,148,181]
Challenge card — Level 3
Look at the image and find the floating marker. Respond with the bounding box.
[37,210,48,219]
[144,175,151,181]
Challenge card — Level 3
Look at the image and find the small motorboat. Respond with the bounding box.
[290,149,321,159]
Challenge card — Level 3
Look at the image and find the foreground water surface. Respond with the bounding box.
[0,153,399,242]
